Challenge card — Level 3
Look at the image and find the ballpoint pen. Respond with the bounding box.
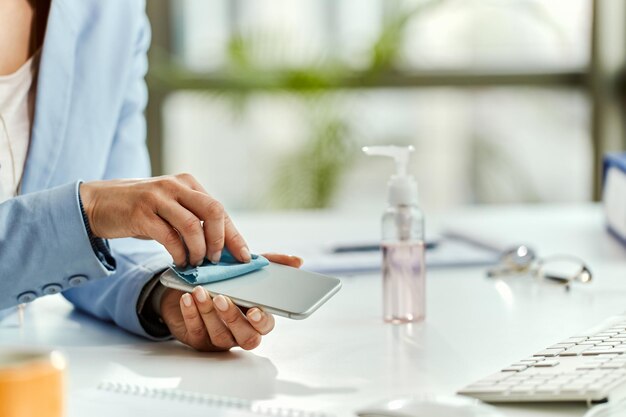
[331,240,438,253]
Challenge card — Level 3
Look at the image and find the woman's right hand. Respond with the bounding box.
[79,173,249,267]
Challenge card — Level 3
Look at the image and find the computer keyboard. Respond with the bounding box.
[458,314,626,404]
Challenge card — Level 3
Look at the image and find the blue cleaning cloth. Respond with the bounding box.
[171,249,270,285]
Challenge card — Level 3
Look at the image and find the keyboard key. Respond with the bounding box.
[510,386,534,394]
[566,337,588,343]
[551,378,573,386]
[560,388,586,395]
[534,349,564,357]
[600,363,622,369]
[518,381,541,388]
[511,362,530,367]
[535,385,561,394]
[577,364,600,370]
[590,348,626,355]
[502,365,527,372]
[550,343,576,349]
[577,377,600,384]
[530,376,557,382]
[561,383,588,391]
[561,345,591,356]
[535,360,559,367]
[587,383,608,391]
[561,372,583,378]
[584,349,622,355]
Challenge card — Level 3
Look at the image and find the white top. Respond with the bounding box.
[0,56,37,203]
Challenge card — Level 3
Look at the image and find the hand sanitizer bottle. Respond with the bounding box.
[363,145,425,323]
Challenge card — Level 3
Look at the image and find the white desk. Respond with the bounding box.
[3,204,626,417]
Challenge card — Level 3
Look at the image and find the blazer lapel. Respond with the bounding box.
[21,0,80,194]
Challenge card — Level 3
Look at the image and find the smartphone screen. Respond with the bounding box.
[160,263,342,319]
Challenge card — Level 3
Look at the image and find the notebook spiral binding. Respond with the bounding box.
[97,381,333,417]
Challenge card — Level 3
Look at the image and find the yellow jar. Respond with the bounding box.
[0,349,65,417]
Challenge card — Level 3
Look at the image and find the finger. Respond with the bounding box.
[175,173,209,194]
[191,286,236,350]
[179,293,211,351]
[175,190,226,264]
[224,214,250,263]
[246,308,275,335]
[144,214,187,266]
[262,253,303,268]
[202,200,225,264]
[158,202,206,266]
[212,295,261,351]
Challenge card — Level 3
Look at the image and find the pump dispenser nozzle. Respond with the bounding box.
[362,145,415,177]
[362,145,418,206]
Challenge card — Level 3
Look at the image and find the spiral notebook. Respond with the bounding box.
[70,381,333,417]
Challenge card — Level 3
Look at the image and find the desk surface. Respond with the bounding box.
[3,204,626,417]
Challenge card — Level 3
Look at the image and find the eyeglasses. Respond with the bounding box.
[487,245,592,290]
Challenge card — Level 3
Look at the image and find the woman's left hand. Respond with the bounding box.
[159,253,303,352]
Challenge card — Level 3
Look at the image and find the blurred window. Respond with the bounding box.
[155,0,593,210]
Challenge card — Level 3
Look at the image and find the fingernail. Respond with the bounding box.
[249,309,262,322]
[182,293,192,307]
[210,251,221,264]
[193,286,207,302]
[195,259,204,267]
[214,295,228,311]
[241,247,251,263]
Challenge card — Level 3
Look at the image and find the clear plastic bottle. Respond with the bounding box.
[382,204,425,323]
[363,145,426,323]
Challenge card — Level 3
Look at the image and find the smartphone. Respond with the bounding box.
[159,262,342,319]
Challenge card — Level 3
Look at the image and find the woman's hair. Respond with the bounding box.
[28,0,51,53]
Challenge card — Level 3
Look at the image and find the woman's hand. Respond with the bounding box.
[80,174,247,267]
[159,254,303,352]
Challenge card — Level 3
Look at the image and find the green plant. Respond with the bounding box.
[213,1,431,209]
[265,100,355,209]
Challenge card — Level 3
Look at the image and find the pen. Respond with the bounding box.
[331,240,439,253]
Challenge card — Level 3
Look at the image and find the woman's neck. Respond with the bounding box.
[0,0,50,76]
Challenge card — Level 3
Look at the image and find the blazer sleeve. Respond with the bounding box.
[0,182,115,310]
[62,6,172,340]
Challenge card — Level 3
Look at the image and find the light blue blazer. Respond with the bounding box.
[0,0,170,339]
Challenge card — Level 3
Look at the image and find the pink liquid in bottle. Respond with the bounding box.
[382,240,426,323]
